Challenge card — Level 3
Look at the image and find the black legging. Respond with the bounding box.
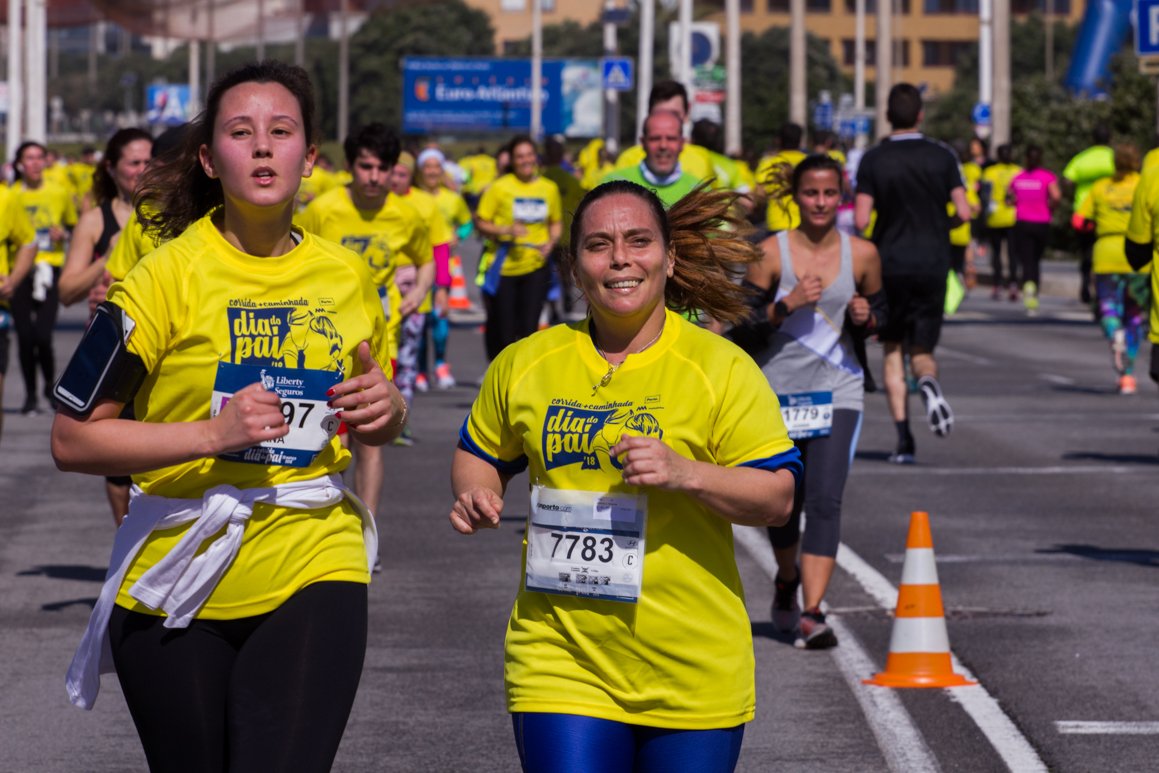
[768,409,861,558]
[108,581,368,773]
[484,263,551,360]
[9,266,59,407]
[1012,221,1051,288]
[988,227,1016,287]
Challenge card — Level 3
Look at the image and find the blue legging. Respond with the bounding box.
[512,713,745,773]
[416,307,450,376]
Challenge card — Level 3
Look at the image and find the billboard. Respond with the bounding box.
[146,84,193,126]
[402,57,603,137]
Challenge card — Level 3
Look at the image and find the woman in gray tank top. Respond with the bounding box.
[734,154,884,649]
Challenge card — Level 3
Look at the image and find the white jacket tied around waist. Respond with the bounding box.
[66,474,377,710]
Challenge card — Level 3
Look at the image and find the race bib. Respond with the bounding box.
[526,486,647,603]
[211,362,342,467]
[779,391,833,440]
[512,197,548,223]
[35,227,52,252]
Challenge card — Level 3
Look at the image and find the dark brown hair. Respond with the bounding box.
[91,128,152,205]
[566,180,760,325]
[135,61,317,241]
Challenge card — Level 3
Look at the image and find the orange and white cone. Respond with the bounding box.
[447,255,473,311]
[864,511,975,688]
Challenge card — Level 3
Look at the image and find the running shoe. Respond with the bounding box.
[20,399,39,416]
[771,574,801,633]
[1023,281,1038,313]
[795,609,838,650]
[889,431,916,464]
[436,362,456,389]
[415,373,430,393]
[1119,374,1138,395]
[918,375,953,437]
[392,427,415,447]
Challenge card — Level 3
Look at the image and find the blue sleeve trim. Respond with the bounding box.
[458,415,528,476]
[739,447,804,486]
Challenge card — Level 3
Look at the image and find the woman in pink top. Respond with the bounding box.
[1007,145,1061,314]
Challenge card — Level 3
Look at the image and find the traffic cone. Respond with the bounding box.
[864,511,976,688]
[447,255,473,311]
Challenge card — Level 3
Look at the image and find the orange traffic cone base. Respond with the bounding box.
[864,652,976,688]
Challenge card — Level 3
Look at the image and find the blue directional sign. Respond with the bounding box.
[1139,0,1159,56]
[602,57,634,92]
[971,102,991,127]
[813,101,833,130]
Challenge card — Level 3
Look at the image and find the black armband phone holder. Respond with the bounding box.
[53,301,146,416]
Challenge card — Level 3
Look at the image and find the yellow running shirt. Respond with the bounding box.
[1125,166,1159,342]
[0,185,37,278]
[13,180,78,267]
[108,215,390,619]
[981,162,1022,229]
[298,186,432,358]
[461,310,801,729]
[1079,173,1142,275]
[105,209,164,280]
[476,174,561,278]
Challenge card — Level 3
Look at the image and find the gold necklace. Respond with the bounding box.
[591,321,665,394]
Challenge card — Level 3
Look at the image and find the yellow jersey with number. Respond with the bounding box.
[461,309,801,729]
[107,216,390,618]
[476,174,561,278]
[13,180,77,267]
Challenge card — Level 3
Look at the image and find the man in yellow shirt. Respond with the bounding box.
[298,124,431,541]
[613,80,715,184]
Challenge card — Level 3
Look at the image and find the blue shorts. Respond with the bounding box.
[512,712,745,773]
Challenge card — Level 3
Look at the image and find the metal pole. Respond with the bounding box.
[725,0,741,154]
[854,0,866,109]
[603,4,619,154]
[1044,0,1053,82]
[189,38,201,117]
[25,0,44,142]
[531,0,542,141]
[295,0,305,67]
[678,0,692,96]
[636,0,654,134]
[7,0,23,159]
[338,0,349,143]
[874,0,893,138]
[789,0,806,127]
[979,0,992,108]
[992,0,1010,146]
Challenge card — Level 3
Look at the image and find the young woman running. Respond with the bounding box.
[736,154,883,648]
[52,61,405,772]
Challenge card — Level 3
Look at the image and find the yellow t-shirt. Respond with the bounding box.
[460,153,499,197]
[431,186,473,234]
[13,180,78,267]
[1079,173,1142,275]
[296,165,340,212]
[981,163,1022,229]
[1126,165,1159,342]
[756,149,807,232]
[476,174,562,278]
[615,143,716,186]
[107,216,389,618]
[70,162,96,206]
[105,209,164,280]
[0,185,37,279]
[949,161,983,247]
[297,186,431,358]
[461,310,801,729]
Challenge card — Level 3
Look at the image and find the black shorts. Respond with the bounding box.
[0,324,8,376]
[880,273,946,350]
[1151,345,1159,384]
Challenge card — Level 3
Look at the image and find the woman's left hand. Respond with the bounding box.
[848,293,870,326]
[610,434,692,491]
[328,341,402,437]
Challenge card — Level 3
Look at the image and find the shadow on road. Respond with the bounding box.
[1061,451,1159,465]
[18,564,107,582]
[42,597,98,612]
[751,621,799,647]
[1036,544,1159,567]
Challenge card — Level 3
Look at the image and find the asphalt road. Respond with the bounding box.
[2,266,1157,772]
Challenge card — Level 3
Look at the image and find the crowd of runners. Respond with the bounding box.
[0,58,1154,772]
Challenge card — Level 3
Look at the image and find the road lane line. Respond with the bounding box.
[734,526,939,773]
[1055,721,1159,735]
[1039,373,1076,385]
[835,543,1048,773]
[936,346,995,366]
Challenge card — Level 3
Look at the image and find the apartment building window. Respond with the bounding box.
[1013,0,1070,12]
[842,39,909,67]
[922,39,974,67]
[842,0,912,13]
[923,0,978,12]
[767,0,832,12]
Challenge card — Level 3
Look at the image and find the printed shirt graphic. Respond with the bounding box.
[14,180,77,267]
[460,310,801,729]
[476,174,561,277]
[106,215,390,618]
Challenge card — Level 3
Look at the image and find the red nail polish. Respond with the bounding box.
[326,388,335,397]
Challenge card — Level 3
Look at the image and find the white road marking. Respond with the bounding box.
[1039,373,1076,385]
[734,526,1048,772]
[1056,721,1159,735]
[936,345,995,366]
[734,526,939,773]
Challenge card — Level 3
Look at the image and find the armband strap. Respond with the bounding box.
[1125,238,1153,272]
[53,301,146,416]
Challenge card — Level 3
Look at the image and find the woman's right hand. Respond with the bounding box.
[450,487,504,535]
[783,273,823,312]
[205,382,289,454]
